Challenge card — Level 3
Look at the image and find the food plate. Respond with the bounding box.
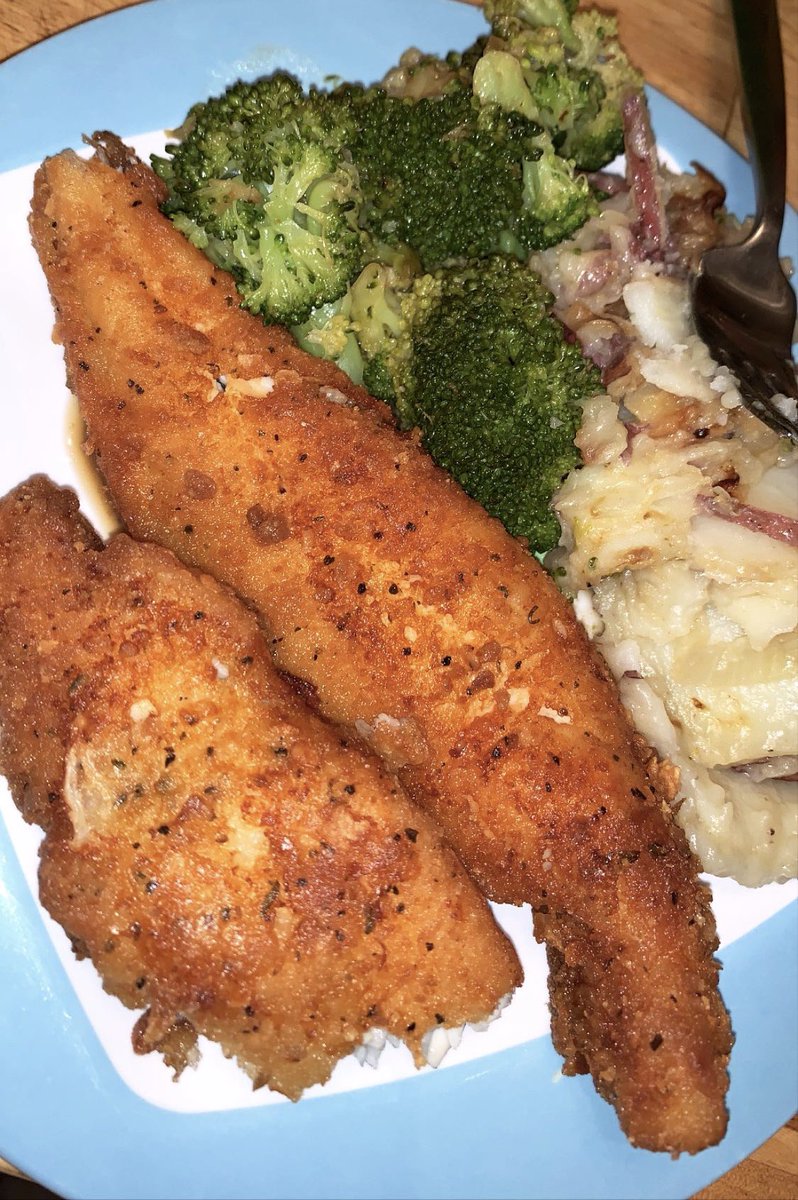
[0,1,796,1197]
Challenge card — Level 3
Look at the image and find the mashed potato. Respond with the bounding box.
[535,199,798,887]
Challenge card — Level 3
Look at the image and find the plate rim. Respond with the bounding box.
[0,2,796,1198]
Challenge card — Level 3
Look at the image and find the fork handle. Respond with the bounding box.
[730,0,788,254]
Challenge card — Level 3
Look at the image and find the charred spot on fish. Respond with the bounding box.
[363,904,379,934]
[467,669,495,694]
[183,469,217,500]
[260,881,281,919]
[246,505,291,545]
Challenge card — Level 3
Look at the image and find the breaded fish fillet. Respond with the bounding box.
[30,140,733,1152]
[0,476,521,1098]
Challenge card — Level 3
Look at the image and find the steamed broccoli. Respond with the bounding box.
[291,293,366,384]
[359,256,601,551]
[292,240,420,388]
[380,43,485,99]
[152,74,364,326]
[477,0,642,171]
[517,136,595,249]
[341,242,419,397]
[335,80,595,267]
[155,69,595,322]
[562,11,643,169]
[484,0,580,51]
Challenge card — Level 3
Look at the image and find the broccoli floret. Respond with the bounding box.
[518,134,596,248]
[347,243,420,399]
[335,82,524,268]
[152,74,364,326]
[380,43,485,99]
[560,12,643,169]
[291,294,366,384]
[474,49,601,138]
[291,241,420,396]
[472,49,539,120]
[373,256,601,551]
[475,2,643,171]
[335,80,593,267]
[484,0,580,51]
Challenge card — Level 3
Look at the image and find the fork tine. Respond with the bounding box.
[691,283,798,443]
[726,356,798,442]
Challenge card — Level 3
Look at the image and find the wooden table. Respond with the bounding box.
[0,2,796,1198]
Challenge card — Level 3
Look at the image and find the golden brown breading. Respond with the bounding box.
[0,476,521,1098]
[30,142,733,1153]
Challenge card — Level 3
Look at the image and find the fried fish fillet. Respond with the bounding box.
[0,476,521,1097]
[30,141,733,1152]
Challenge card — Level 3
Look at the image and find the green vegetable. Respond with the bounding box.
[478,0,643,171]
[484,0,581,51]
[333,79,593,268]
[360,255,601,551]
[517,135,595,249]
[152,73,364,326]
[149,18,631,550]
[155,67,595,319]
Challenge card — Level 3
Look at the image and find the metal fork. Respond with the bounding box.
[690,0,798,443]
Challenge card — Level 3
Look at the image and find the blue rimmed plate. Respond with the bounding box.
[0,3,796,1197]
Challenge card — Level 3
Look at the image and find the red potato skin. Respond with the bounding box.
[0,477,521,1097]
[29,141,733,1153]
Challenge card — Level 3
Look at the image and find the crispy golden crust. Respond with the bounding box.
[0,477,521,1098]
[30,144,733,1152]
